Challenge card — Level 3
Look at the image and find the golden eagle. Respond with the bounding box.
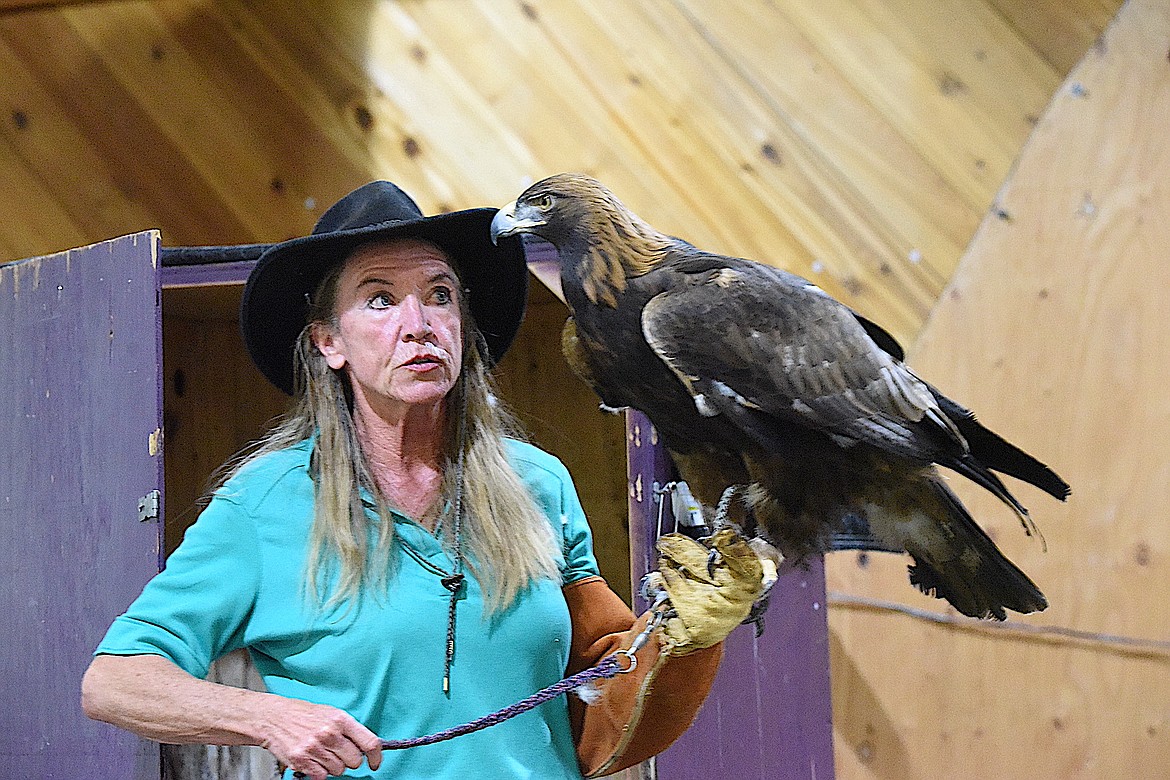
[491,174,1069,620]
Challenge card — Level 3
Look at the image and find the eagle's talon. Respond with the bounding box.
[706,548,723,578]
[743,597,770,637]
[639,571,667,604]
[742,578,777,636]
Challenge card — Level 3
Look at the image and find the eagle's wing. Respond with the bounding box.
[562,316,629,411]
[641,259,964,461]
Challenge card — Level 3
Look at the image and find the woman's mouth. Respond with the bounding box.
[402,354,444,372]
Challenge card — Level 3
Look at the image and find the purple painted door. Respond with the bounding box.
[626,410,835,780]
[0,233,164,778]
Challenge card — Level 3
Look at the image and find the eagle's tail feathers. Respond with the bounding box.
[948,455,1046,549]
[951,454,1030,517]
[904,481,1047,620]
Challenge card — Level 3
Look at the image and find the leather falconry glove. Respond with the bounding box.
[566,529,765,777]
[647,529,765,654]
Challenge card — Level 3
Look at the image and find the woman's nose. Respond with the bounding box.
[400,295,433,341]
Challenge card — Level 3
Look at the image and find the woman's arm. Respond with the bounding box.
[563,576,722,777]
[81,654,382,780]
[564,531,764,777]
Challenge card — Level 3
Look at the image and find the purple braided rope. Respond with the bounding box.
[379,654,628,750]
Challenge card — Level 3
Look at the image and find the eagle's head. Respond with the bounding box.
[490,173,623,251]
[492,174,675,307]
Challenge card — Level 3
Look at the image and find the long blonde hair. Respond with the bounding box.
[217,255,561,613]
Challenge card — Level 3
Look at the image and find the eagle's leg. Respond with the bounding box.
[712,484,744,531]
[707,485,784,636]
[706,484,747,576]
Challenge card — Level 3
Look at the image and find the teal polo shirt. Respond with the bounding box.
[96,437,602,779]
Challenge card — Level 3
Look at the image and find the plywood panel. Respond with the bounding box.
[0,131,87,258]
[162,285,289,552]
[64,0,381,243]
[830,613,1170,778]
[0,9,255,244]
[400,0,935,342]
[782,0,1060,208]
[60,3,298,235]
[669,0,973,285]
[0,34,137,250]
[828,1,1170,775]
[988,0,1121,73]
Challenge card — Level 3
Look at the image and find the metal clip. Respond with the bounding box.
[655,480,709,538]
[605,603,672,677]
[611,649,639,674]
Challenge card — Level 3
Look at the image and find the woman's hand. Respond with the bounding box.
[257,697,383,779]
[82,654,382,778]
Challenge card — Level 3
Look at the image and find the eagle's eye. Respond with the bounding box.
[533,194,555,211]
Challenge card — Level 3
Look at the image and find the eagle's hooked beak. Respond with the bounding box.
[490,200,545,246]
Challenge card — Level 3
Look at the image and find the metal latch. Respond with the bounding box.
[138,489,161,522]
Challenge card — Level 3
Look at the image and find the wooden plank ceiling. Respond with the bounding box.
[0,0,1118,348]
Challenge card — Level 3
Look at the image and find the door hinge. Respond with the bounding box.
[138,489,161,522]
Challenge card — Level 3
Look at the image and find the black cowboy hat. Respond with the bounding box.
[231,181,528,395]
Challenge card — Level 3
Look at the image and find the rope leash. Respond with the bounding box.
[290,608,668,776]
[291,658,626,776]
[381,652,629,750]
[383,606,666,749]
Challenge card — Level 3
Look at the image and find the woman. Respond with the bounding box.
[82,181,753,779]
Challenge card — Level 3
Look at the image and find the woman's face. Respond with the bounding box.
[313,238,464,415]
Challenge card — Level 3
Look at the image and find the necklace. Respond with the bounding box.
[380,378,470,695]
[442,444,465,695]
[416,385,468,696]
[396,454,464,695]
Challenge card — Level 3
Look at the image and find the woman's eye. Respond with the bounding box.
[432,287,453,305]
[369,293,393,309]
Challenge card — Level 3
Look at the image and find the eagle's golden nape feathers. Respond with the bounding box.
[494,173,1069,621]
[523,173,674,277]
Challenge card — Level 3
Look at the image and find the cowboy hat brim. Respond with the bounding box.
[241,208,528,395]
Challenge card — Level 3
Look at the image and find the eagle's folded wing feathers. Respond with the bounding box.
[641,261,960,460]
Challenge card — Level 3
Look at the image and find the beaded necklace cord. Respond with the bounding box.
[426,376,469,696]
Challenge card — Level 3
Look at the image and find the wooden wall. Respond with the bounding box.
[828,1,1170,776]
[160,285,289,552]
[0,0,1141,777]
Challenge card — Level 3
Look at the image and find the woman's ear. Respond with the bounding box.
[311,322,347,370]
